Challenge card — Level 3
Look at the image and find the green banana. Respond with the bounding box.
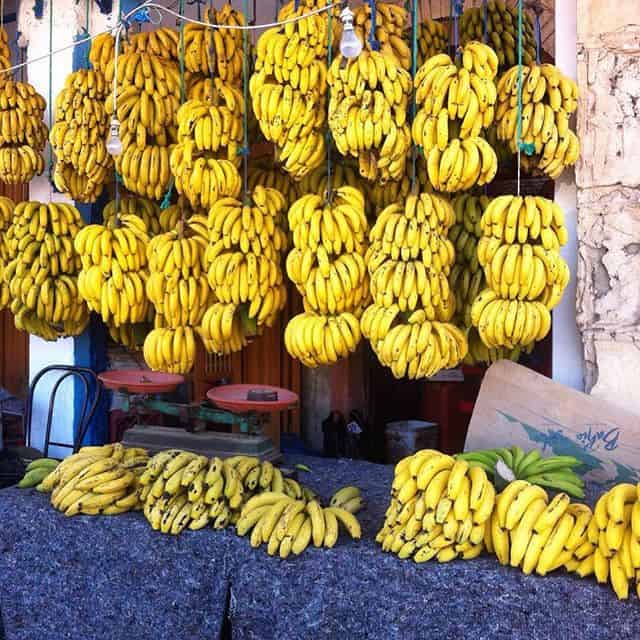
[19,467,54,488]
[26,458,59,472]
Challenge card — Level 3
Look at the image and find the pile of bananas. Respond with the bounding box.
[486,481,592,577]
[377,451,495,563]
[361,192,468,379]
[123,27,179,62]
[50,69,112,202]
[3,201,89,341]
[0,80,47,184]
[105,51,180,200]
[75,213,150,327]
[237,493,362,558]
[470,195,570,349]
[0,196,13,310]
[457,447,585,498]
[285,186,369,367]
[413,43,499,192]
[143,214,210,373]
[0,27,11,71]
[328,50,412,182]
[496,63,580,180]
[248,164,301,209]
[182,4,245,85]
[200,186,288,355]
[18,457,59,488]
[416,18,448,66]
[250,4,329,179]
[103,197,162,236]
[37,443,149,516]
[460,2,536,71]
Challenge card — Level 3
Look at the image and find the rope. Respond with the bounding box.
[47,0,54,184]
[482,0,488,45]
[241,0,250,199]
[452,0,463,60]
[535,10,542,65]
[410,0,418,192]
[515,0,535,171]
[368,0,379,52]
[325,0,333,203]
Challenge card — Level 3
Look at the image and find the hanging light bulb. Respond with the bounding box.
[339,5,363,59]
[106,117,123,156]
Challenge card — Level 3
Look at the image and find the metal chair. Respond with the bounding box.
[24,365,102,457]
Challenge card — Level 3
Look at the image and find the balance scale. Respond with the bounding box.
[98,370,299,462]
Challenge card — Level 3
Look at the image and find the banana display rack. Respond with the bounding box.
[98,370,298,462]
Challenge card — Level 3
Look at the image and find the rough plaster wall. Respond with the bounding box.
[576,1,640,412]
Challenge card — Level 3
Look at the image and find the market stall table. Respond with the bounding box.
[1,456,640,640]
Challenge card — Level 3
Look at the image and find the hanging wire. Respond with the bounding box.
[241,0,250,199]
[452,0,463,60]
[534,7,542,65]
[47,0,54,183]
[325,0,333,203]
[482,0,489,45]
[368,0,379,51]
[410,0,419,192]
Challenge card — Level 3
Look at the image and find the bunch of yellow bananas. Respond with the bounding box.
[328,50,412,182]
[297,164,367,205]
[107,320,151,352]
[89,32,115,75]
[0,80,47,184]
[182,4,245,85]
[416,18,448,66]
[122,27,179,62]
[158,198,203,232]
[143,326,198,375]
[496,63,580,180]
[3,201,89,341]
[200,186,288,355]
[460,2,536,71]
[75,214,150,327]
[105,51,180,200]
[465,328,533,366]
[377,451,495,563]
[0,196,13,310]
[0,27,11,71]
[103,197,162,236]
[250,5,329,179]
[413,43,499,193]
[354,2,410,70]
[366,155,429,212]
[39,443,148,516]
[278,0,341,45]
[248,164,301,209]
[50,69,112,202]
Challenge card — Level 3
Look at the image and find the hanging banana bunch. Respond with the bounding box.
[159,197,201,232]
[361,192,468,379]
[413,42,500,193]
[416,18,448,66]
[200,186,288,355]
[89,32,115,76]
[103,197,162,236]
[0,196,14,310]
[0,80,47,184]
[0,27,11,71]
[105,51,180,200]
[248,162,301,209]
[496,63,580,180]
[296,164,368,213]
[50,69,112,202]
[250,4,329,180]
[460,3,537,71]
[470,195,570,351]
[328,50,412,182]
[285,186,370,368]
[182,4,245,86]
[123,27,180,62]
[4,202,89,341]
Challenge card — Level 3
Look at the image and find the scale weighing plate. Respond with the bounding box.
[207,384,298,413]
[98,370,184,394]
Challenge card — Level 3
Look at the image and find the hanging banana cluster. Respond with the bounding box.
[470,195,570,351]
[496,63,580,180]
[158,198,201,232]
[248,163,301,209]
[285,186,369,368]
[105,51,180,200]
[416,18,448,66]
[0,80,47,184]
[250,5,329,179]
[297,164,367,213]
[0,196,14,309]
[0,27,11,71]
[143,215,210,373]
[103,197,162,236]
[413,43,499,193]
[200,186,288,355]
[89,33,115,75]
[353,2,411,70]
[123,27,179,62]
[366,156,430,213]
[50,69,112,202]
[460,2,536,71]
[361,192,468,379]
[75,214,150,329]
[4,202,89,341]
[328,51,412,182]
[182,4,245,86]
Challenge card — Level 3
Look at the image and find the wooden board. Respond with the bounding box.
[465,360,640,485]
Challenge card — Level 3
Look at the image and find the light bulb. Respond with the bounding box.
[339,6,363,59]
[106,118,122,156]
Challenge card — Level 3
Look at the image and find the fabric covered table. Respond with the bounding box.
[1,455,639,640]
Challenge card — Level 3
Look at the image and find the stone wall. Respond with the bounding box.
[576,2,640,411]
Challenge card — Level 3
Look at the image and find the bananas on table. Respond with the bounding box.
[0,196,13,310]
[50,69,112,202]
[251,2,329,180]
[377,451,495,563]
[0,80,47,184]
[496,63,580,180]
[328,50,412,182]
[361,192,468,379]
[413,42,499,193]
[285,187,369,367]
[4,201,89,341]
[470,195,570,350]
[200,186,288,355]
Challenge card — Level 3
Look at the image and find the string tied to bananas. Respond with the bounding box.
[325,0,334,204]
[451,0,464,61]
[367,0,380,52]
[409,0,419,193]
[482,0,489,45]
[241,0,251,198]
[516,0,535,159]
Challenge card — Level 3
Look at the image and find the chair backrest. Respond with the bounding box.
[24,366,102,457]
